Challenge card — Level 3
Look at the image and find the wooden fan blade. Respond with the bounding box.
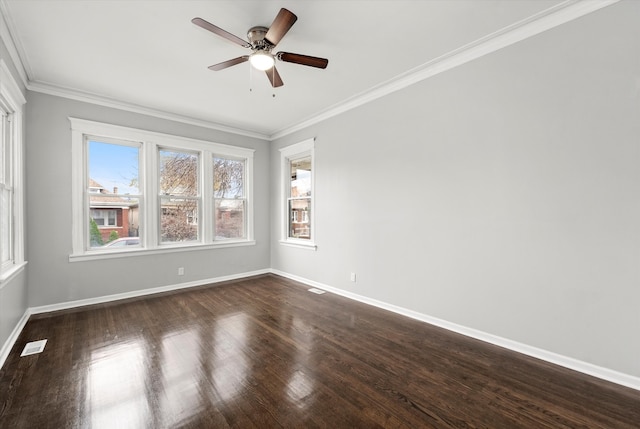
[265,66,284,88]
[192,17,251,48]
[277,52,328,69]
[208,56,249,71]
[264,8,297,46]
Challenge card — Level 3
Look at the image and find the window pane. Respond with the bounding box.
[160,197,198,243]
[0,112,7,184]
[214,157,244,198]
[89,197,139,248]
[290,157,311,197]
[289,198,310,239]
[88,141,141,249]
[215,199,244,239]
[1,188,11,263]
[89,141,139,195]
[160,150,198,196]
[107,210,115,226]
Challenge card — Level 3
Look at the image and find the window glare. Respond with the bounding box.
[290,157,311,198]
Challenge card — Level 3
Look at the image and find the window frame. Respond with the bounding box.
[279,138,316,250]
[86,135,143,250]
[70,118,255,261]
[213,154,247,241]
[0,60,26,285]
[158,146,201,245]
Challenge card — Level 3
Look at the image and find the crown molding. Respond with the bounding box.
[1,59,26,105]
[27,80,270,140]
[1,0,621,142]
[269,0,620,140]
[0,0,29,87]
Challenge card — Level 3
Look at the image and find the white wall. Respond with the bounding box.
[25,92,271,307]
[270,1,640,377]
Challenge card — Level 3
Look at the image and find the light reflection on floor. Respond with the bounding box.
[287,369,315,408]
[83,303,322,426]
[159,329,202,427]
[211,313,249,403]
[88,341,150,428]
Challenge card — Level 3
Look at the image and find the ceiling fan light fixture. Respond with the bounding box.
[249,51,275,71]
[193,9,328,88]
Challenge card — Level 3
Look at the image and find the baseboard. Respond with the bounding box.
[5,267,638,391]
[271,269,640,392]
[29,268,271,315]
[0,309,30,370]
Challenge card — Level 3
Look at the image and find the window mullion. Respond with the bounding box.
[202,151,212,243]
[146,141,159,247]
[245,156,253,241]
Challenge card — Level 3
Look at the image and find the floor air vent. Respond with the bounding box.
[20,339,47,357]
[308,288,326,295]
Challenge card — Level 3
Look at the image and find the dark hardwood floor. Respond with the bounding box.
[1,274,638,428]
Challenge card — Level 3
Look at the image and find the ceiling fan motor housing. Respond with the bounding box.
[247,26,271,50]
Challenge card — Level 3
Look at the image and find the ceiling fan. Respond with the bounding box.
[192,8,328,88]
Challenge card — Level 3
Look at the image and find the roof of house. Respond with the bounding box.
[89,179,138,208]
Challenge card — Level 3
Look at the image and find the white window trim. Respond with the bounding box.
[70,118,255,261]
[0,60,26,286]
[279,138,316,250]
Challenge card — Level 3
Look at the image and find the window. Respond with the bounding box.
[91,209,117,227]
[280,138,315,249]
[70,118,254,260]
[214,156,245,240]
[87,138,141,248]
[0,107,13,267]
[0,60,26,282]
[288,156,312,239]
[159,149,199,243]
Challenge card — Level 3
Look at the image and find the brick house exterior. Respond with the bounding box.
[89,179,139,243]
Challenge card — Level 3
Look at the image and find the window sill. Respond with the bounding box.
[69,240,256,262]
[0,261,27,289]
[279,239,317,251]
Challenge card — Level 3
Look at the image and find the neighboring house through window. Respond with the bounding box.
[88,178,138,247]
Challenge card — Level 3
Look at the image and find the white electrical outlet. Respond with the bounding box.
[178,267,184,276]
[350,272,356,282]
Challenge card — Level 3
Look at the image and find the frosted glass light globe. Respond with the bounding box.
[249,52,275,71]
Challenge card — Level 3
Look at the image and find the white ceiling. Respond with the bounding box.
[2,0,585,138]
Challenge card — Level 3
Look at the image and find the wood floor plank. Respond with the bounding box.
[1,274,639,428]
